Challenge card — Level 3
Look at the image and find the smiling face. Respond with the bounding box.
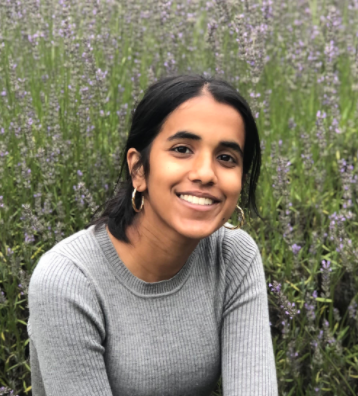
[128,89,246,241]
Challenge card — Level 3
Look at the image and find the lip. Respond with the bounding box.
[175,191,221,202]
[176,193,220,211]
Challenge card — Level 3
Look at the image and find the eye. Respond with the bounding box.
[171,146,237,164]
[218,154,237,164]
[172,146,192,154]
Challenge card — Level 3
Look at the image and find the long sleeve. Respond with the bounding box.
[221,242,278,395]
[27,251,114,396]
[28,337,46,396]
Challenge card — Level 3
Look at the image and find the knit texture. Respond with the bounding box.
[27,223,278,396]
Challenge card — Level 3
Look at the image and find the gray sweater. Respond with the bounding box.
[27,223,278,396]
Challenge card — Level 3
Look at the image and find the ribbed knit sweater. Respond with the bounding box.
[27,222,278,396]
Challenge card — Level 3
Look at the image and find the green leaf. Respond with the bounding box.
[315,297,333,303]
[337,326,350,341]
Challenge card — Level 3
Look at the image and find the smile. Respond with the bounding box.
[177,194,219,211]
[180,193,215,205]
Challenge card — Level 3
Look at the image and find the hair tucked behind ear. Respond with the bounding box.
[84,73,262,244]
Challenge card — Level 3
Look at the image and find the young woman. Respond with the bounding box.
[28,74,278,395]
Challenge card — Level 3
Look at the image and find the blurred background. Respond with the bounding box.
[0,0,357,395]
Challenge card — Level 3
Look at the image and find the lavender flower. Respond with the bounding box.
[320,260,332,298]
[269,280,300,323]
[73,182,99,221]
[270,143,294,247]
[292,244,302,255]
[328,211,356,273]
[300,131,315,173]
[348,301,357,322]
[286,340,300,378]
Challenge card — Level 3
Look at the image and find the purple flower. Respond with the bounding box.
[292,244,302,255]
[320,260,332,271]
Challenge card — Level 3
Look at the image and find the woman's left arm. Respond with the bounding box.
[221,247,279,396]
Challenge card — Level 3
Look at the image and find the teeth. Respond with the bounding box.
[179,194,214,205]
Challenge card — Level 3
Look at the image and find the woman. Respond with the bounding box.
[28,74,278,395]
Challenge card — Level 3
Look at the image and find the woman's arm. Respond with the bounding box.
[28,252,114,396]
[221,240,278,395]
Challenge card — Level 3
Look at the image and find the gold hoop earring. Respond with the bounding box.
[132,188,144,212]
[223,205,245,230]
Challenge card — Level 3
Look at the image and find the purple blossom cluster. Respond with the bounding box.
[0,386,18,396]
[269,280,301,322]
[320,260,332,298]
[328,210,356,273]
[304,290,317,332]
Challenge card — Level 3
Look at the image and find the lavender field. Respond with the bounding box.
[0,0,358,395]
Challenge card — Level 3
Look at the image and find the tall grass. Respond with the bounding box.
[0,0,357,395]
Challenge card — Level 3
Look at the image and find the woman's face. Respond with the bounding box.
[130,91,246,241]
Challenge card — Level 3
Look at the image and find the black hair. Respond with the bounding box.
[85,73,262,244]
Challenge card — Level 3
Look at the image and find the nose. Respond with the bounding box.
[188,150,218,185]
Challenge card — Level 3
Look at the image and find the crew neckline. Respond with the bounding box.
[92,223,204,296]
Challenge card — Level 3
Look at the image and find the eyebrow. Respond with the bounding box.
[167,130,244,159]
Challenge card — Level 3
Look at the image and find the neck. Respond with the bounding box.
[106,210,200,283]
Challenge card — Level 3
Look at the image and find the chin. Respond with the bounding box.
[175,222,218,240]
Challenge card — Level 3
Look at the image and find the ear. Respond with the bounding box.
[127,148,147,192]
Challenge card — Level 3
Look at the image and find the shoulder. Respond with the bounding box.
[28,226,98,301]
[213,226,260,279]
[28,249,104,326]
[29,226,97,286]
[28,250,89,299]
[44,226,93,257]
[27,249,106,345]
[221,226,259,260]
[209,225,259,261]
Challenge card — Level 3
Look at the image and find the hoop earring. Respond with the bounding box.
[132,187,144,212]
[223,205,245,230]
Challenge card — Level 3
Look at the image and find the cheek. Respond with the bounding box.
[221,172,242,196]
[147,157,182,196]
[150,153,186,184]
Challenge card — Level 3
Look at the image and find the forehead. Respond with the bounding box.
[159,93,245,141]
